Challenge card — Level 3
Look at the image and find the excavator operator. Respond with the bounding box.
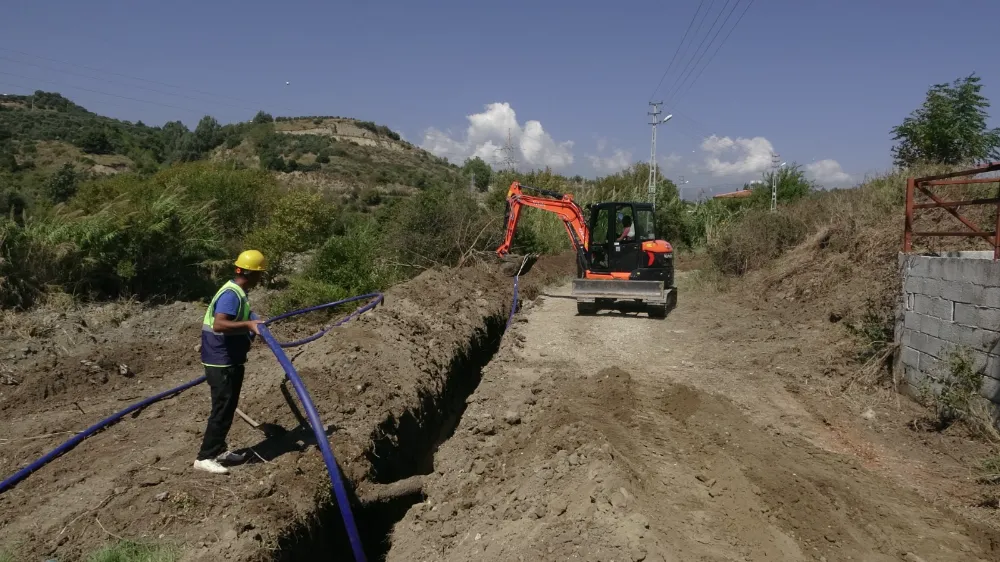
[617,215,635,242]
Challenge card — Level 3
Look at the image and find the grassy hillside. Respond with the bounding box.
[0,91,492,313]
[0,91,463,213]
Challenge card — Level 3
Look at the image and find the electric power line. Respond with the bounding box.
[0,46,289,112]
[0,54,265,114]
[661,0,743,108]
[0,70,209,115]
[649,0,708,101]
[665,0,755,109]
[656,0,721,101]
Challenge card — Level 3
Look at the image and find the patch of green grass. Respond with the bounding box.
[85,540,179,562]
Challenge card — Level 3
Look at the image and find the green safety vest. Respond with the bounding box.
[200,280,252,367]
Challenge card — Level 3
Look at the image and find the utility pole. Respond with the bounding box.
[647,103,673,210]
[770,152,781,212]
[647,101,663,208]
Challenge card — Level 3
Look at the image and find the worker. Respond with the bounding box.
[193,250,267,474]
[617,215,634,241]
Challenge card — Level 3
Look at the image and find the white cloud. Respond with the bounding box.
[587,148,632,174]
[700,134,775,177]
[805,159,853,188]
[660,152,682,171]
[421,102,574,170]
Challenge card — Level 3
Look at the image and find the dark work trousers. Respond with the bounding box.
[197,364,245,460]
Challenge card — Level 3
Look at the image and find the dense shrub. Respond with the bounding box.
[707,209,808,275]
[0,218,55,308]
[46,189,225,300]
[244,188,337,274]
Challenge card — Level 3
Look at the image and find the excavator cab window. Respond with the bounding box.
[602,203,640,273]
[615,207,635,241]
[589,206,611,270]
[634,208,656,241]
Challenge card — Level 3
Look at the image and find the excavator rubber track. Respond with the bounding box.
[571,278,677,318]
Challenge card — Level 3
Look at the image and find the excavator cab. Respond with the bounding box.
[586,202,654,275]
[573,201,676,317]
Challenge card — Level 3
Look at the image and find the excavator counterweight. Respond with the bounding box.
[496,181,677,318]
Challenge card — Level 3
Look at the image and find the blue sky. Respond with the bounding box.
[2,0,999,197]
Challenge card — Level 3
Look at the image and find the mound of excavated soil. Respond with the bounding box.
[385,279,1000,562]
[0,256,572,562]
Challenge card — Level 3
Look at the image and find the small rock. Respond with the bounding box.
[568,453,580,466]
[440,522,457,538]
[861,408,876,421]
[503,410,521,425]
[113,486,127,495]
[139,475,163,488]
[609,491,627,509]
[548,497,568,516]
[902,554,927,562]
[222,529,238,542]
[155,491,169,501]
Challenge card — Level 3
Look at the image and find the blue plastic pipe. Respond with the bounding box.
[0,282,517,562]
[268,293,384,348]
[0,375,208,493]
[256,293,384,562]
[506,274,520,330]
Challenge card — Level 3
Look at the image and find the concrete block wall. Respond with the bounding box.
[896,251,1000,405]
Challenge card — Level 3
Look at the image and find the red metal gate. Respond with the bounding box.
[903,161,1000,259]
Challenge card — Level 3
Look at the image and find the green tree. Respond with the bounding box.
[746,163,814,207]
[462,156,492,191]
[44,162,81,203]
[193,115,223,153]
[75,129,112,154]
[252,111,274,125]
[891,73,1000,167]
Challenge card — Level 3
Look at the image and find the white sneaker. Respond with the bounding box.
[193,458,229,474]
[216,450,246,464]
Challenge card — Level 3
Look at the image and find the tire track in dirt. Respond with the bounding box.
[385,281,999,561]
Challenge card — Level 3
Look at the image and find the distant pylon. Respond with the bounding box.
[497,128,518,172]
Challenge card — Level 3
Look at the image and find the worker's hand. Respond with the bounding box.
[246,319,265,335]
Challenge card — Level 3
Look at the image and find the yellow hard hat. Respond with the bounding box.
[234,249,267,271]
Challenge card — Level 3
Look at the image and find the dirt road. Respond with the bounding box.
[2,258,999,561]
[385,275,1000,561]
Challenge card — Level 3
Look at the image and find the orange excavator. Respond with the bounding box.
[496,181,677,317]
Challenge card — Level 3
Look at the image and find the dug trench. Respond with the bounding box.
[0,256,573,561]
[273,313,508,561]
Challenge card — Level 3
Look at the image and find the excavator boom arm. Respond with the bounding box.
[495,182,590,258]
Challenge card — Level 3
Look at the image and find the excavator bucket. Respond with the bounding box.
[499,253,538,278]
